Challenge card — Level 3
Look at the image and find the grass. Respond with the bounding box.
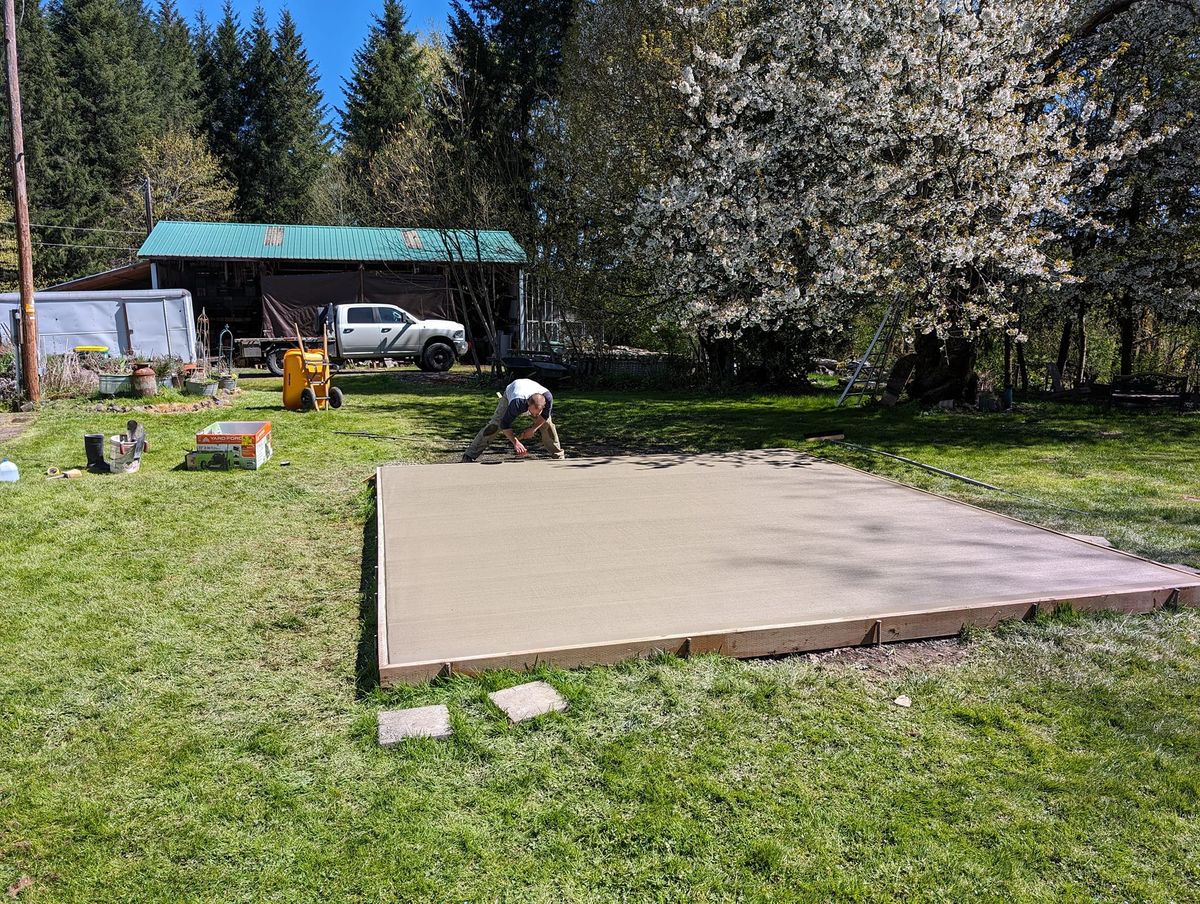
[1,370,1198,902]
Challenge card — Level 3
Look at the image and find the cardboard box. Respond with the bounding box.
[192,421,273,470]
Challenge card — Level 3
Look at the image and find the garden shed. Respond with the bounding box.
[62,221,529,359]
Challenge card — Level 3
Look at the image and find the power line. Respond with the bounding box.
[29,240,140,252]
[0,220,146,235]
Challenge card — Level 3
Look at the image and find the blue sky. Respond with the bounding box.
[175,1,452,122]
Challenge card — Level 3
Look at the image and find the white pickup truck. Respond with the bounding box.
[236,302,470,375]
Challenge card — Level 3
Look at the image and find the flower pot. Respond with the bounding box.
[218,375,238,392]
[185,380,219,397]
[98,374,132,396]
[132,365,158,397]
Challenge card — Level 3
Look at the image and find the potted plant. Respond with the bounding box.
[151,356,183,391]
[185,375,219,397]
[95,355,134,396]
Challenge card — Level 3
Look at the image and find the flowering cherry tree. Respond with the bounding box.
[632,0,1167,364]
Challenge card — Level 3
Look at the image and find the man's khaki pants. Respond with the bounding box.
[465,395,564,460]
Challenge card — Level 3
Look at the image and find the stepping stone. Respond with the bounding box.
[1067,534,1112,547]
[377,705,452,746]
[1166,563,1200,575]
[488,681,569,723]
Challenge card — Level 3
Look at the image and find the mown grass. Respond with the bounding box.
[0,370,1198,902]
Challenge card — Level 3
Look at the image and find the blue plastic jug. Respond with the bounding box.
[0,458,17,482]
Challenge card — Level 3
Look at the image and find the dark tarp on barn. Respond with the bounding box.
[260,271,452,338]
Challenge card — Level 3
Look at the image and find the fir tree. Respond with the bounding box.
[240,8,330,222]
[151,0,202,131]
[443,0,574,227]
[339,0,426,161]
[237,6,277,219]
[0,0,85,281]
[40,0,155,276]
[197,1,247,184]
[265,10,331,221]
[52,0,155,194]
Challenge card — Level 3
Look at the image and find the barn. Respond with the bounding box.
[55,220,529,363]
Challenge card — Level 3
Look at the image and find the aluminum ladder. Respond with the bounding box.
[836,305,902,407]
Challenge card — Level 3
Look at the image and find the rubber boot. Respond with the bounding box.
[84,434,111,473]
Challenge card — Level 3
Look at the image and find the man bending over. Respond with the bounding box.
[462,378,564,462]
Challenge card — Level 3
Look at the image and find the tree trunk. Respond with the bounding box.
[1003,332,1013,409]
[1055,319,1072,377]
[1016,339,1029,392]
[910,331,977,405]
[698,330,734,383]
[1075,305,1088,388]
[1117,292,1135,377]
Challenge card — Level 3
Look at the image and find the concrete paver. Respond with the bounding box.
[488,681,569,722]
[377,705,452,745]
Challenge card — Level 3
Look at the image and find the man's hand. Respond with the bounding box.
[513,438,528,456]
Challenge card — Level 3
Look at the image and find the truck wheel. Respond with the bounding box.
[266,347,286,377]
[422,341,455,373]
[329,387,344,409]
[300,387,317,411]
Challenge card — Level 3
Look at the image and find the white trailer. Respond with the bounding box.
[0,289,198,365]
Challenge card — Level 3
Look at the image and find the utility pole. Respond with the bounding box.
[3,0,39,402]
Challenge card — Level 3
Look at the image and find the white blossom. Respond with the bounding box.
[632,0,1163,339]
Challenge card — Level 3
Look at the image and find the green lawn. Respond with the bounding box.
[1,372,1198,902]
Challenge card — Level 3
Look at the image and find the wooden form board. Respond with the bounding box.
[374,451,1200,685]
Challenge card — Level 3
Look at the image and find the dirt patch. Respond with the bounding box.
[0,413,32,443]
[803,637,972,676]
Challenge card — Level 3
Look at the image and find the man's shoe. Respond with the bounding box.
[461,453,478,463]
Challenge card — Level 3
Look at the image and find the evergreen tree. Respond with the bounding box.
[39,0,155,277]
[151,0,202,131]
[197,1,246,183]
[237,6,277,219]
[1,0,86,281]
[340,0,427,161]
[240,8,330,222]
[118,0,156,62]
[443,0,574,229]
[52,0,155,195]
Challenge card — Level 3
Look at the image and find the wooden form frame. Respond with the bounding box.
[373,462,1200,686]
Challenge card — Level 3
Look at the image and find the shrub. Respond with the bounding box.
[41,352,99,399]
[0,346,17,406]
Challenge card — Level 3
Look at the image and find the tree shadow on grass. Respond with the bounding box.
[355,496,379,698]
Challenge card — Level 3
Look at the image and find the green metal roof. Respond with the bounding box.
[138,220,527,265]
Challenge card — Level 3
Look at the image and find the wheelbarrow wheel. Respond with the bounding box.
[300,387,317,411]
[329,386,344,409]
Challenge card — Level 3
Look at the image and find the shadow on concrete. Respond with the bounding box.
[553,448,825,471]
[355,496,379,697]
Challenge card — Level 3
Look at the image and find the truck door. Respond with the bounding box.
[376,306,421,354]
[337,305,386,357]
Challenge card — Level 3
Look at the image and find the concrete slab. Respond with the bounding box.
[1068,534,1113,547]
[377,705,452,745]
[375,450,1200,684]
[488,681,569,722]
